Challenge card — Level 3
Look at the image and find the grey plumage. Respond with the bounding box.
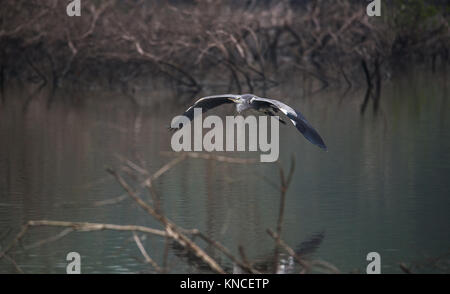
[171,94,327,150]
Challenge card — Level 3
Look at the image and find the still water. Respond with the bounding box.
[0,70,449,273]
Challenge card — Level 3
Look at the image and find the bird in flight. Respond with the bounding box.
[171,94,327,150]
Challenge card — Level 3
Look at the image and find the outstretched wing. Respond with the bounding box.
[251,97,327,150]
[170,94,239,130]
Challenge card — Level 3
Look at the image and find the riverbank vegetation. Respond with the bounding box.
[1,0,449,99]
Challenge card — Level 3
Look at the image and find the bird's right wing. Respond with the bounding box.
[170,94,239,130]
[251,97,327,150]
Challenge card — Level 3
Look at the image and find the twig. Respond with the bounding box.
[132,232,163,272]
[94,155,186,207]
[93,194,128,206]
[144,155,187,187]
[0,220,168,261]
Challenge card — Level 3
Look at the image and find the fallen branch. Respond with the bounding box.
[107,168,227,274]
[0,220,168,261]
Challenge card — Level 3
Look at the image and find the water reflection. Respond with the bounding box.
[0,71,449,273]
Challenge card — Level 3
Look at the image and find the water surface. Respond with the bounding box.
[0,70,449,273]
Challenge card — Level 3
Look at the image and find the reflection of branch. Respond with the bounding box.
[0,226,12,243]
[273,156,295,272]
[194,231,261,274]
[238,245,255,273]
[22,82,46,113]
[398,251,450,274]
[111,154,263,273]
[399,263,413,274]
[0,224,29,260]
[267,229,340,274]
[1,150,341,274]
[24,228,74,251]
[276,156,295,236]
[2,254,23,274]
[268,229,309,269]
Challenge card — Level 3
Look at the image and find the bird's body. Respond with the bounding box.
[234,94,256,113]
[171,94,327,150]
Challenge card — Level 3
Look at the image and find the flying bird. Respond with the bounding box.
[171,94,327,150]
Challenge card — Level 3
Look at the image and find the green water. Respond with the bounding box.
[0,70,449,273]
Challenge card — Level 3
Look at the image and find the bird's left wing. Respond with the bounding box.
[171,94,239,130]
[251,97,327,150]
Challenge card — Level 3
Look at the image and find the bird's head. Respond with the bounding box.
[230,96,243,104]
[235,94,255,104]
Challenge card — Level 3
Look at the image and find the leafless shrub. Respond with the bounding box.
[1,0,448,99]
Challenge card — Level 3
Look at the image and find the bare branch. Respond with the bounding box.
[107,168,227,274]
[132,232,163,273]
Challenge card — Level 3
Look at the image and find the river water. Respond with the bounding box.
[0,70,449,273]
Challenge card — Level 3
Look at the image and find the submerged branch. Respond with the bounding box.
[107,168,227,274]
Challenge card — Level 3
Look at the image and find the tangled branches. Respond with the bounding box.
[0,152,339,274]
[0,0,448,99]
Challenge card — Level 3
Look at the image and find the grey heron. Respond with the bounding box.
[171,94,327,150]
